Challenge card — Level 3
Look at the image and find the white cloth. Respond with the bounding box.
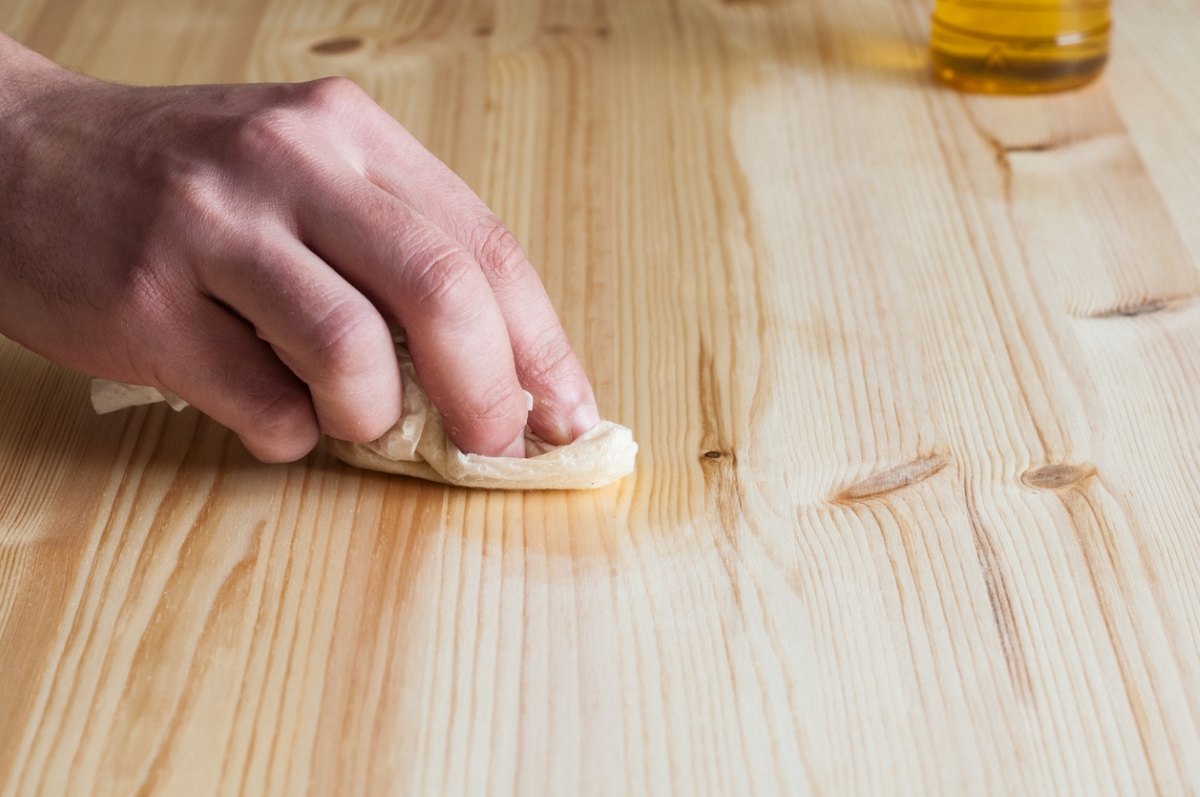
[90,337,637,491]
[91,379,188,413]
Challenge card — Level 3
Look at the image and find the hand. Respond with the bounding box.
[0,34,600,462]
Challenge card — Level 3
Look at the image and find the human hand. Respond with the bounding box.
[0,34,599,462]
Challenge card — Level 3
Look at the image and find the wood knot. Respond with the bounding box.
[474,25,493,37]
[1022,463,1095,490]
[834,453,950,503]
[1096,299,1168,318]
[703,450,723,460]
[1084,295,1196,319]
[310,36,364,55]
[540,23,609,37]
[1117,301,1167,316]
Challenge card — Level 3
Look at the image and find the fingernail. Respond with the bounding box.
[569,402,601,439]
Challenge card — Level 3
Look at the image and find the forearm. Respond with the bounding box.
[0,32,87,341]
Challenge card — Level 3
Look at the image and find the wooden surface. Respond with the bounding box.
[3,0,1200,794]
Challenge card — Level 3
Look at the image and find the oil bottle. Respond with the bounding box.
[931,0,1111,94]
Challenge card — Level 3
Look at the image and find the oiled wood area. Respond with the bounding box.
[4,0,1200,794]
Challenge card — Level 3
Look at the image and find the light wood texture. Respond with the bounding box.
[3,0,1200,794]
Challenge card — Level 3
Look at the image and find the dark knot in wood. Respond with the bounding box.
[834,453,951,503]
[1022,463,1096,490]
[310,36,364,55]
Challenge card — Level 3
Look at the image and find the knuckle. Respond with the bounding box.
[300,299,384,378]
[230,78,366,164]
[475,222,529,286]
[520,329,577,389]
[408,243,479,313]
[450,377,527,455]
[438,373,526,456]
[245,385,316,454]
[297,75,367,114]
[470,376,526,425]
[232,107,303,164]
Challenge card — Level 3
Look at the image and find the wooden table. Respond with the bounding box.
[3,0,1200,794]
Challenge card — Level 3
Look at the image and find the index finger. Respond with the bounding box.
[363,127,602,446]
[300,180,530,458]
[454,217,602,445]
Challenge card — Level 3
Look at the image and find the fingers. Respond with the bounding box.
[447,216,601,445]
[299,181,529,458]
[361,137,600,445]
[197,236,402,443]
[148,298,320,463]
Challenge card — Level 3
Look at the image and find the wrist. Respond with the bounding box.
[0,32,78,114]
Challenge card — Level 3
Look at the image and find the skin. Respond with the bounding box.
[0,32,601,463]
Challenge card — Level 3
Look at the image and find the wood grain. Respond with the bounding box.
[3,0,1200,794]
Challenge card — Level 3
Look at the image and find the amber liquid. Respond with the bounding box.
[931,0,1111,94]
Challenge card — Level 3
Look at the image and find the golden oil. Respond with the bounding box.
[931,0,1110,94]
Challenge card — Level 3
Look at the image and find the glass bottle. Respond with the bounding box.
[931,0,1111,94]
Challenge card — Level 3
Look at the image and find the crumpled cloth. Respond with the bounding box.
[90,380,189,414]
[90,337,637,491]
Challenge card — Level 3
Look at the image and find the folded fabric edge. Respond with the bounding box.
[91,378,188,413]
[91,377,638,491]
[327,435,637,491]
[326,439,452,485]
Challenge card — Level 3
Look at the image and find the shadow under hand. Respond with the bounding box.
[0,335,312,545]
[0,338,131,543]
